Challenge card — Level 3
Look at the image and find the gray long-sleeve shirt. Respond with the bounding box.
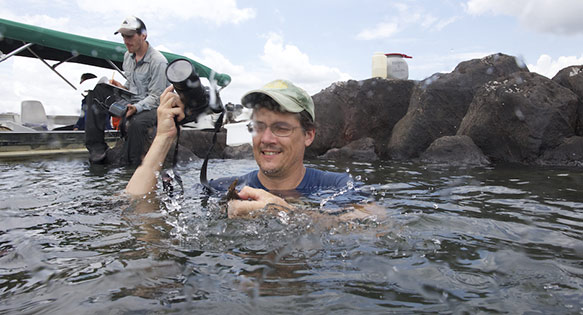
[122,43,169,113]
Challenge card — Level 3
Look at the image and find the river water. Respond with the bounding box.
[0,156,582,314]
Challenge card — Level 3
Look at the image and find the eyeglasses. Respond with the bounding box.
[247,121,301,137]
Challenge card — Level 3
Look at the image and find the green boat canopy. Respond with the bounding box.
[0,18,231,87]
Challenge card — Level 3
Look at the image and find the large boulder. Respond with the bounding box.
[388,53,528,160]
[318,137,379,162]
[179,129,227,159]
[552,65,583,136]
[458,71,579,164]
[223,143,253,159]
[537,136,583,167]
[420,135,490,166]
[307,78,415,158]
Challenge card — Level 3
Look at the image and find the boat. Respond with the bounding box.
[0,18,231,159]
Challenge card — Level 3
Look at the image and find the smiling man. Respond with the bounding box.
[126,80,351,218]
[210,80,351,216]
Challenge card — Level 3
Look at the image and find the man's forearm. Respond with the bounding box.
[133,94,158,113]
[125,135,174,196]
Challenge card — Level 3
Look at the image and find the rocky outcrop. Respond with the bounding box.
[318,137,378,162]
[223,143,253,159]
[179,129,227,159]
[457,71,579,164]
[307,78,414,158]
[537,136,583,167]
[420,135,490,166]
[174,53,582,168]
[552,65,583,136]
[387,53,529,160]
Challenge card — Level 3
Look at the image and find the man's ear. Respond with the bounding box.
[304,128,315,147]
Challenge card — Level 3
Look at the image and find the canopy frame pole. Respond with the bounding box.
[25,45,77,90]
[0,42,34,63]
[51,55,79,69]
[106,59,127,81]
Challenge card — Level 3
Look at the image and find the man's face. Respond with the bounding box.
[121,32,146,54]
[251,107,315,179]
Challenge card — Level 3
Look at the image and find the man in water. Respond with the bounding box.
[85,16,169,165]
[126,80,373,219]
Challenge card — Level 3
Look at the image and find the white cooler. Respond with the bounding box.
[224,121,253,146]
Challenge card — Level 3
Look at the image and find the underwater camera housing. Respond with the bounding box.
[108,99,129,117]
[166,58,223,125]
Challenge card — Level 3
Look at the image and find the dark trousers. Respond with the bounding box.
[85,83,156,166]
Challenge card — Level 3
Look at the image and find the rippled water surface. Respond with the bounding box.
[1,157,582,314]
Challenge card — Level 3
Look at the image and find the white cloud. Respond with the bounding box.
[528,54,583,78]
[465,0,583,35]
[177,33,354,105]
[356,3,458,40]
[357,22,399,40]
[409,51,496,79]
[434,16,458,31]
[76,0,256,25]
[183,48,261,105]
[259,33,352,94]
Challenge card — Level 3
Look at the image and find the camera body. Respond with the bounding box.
[166,59,223,125]
[108,99,129,117]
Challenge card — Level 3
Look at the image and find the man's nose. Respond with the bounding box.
[260,126,278,143]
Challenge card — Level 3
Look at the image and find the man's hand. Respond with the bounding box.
[109,79,124,88]
[125,104,137,118]
[227,186,293,218]
[157,85,185,139]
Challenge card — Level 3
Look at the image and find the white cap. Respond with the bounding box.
[114,16,145,35]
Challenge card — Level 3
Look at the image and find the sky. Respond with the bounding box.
[1,0,582,116]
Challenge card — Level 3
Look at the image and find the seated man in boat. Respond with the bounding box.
[126,80,376,220]
[85,16,169,165]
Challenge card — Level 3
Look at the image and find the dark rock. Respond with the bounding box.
[318,137,379,162]
[388,53,528,160]
[307,78,415,158]
[224,144,254,159]
[552,65,583,136]
[553,65,583,97]
[537,136,583,167]
[458,71,579,164]
[420,135,490,166]
[179,129,226,159]
[166,144,200,165]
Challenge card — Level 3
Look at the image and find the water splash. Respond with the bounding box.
[319,179,354,209]
[160,169,183,214]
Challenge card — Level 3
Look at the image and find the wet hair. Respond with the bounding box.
[250,95,315,133]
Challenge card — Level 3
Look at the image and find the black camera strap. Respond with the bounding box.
[166,112,225,196]
[199,111,225,194]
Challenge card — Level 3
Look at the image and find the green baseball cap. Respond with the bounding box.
[241,79,315,122]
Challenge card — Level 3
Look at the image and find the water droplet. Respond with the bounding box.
[514,56,527,69]
[514,108,525,121]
